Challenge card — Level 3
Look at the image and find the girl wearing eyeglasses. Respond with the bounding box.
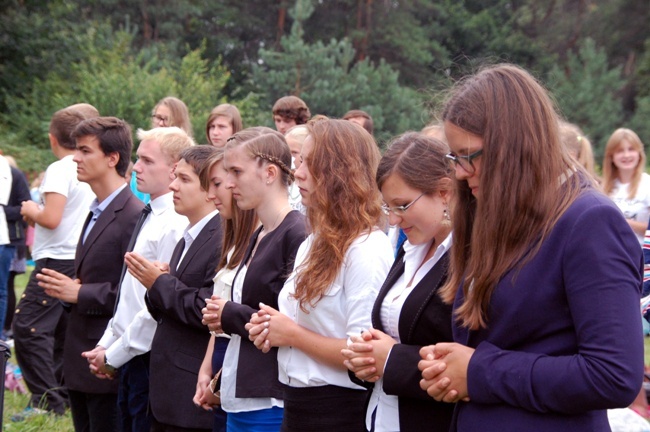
[151,96,193,138]
[341,132,455,432]
[246,119,394,431]
[418,64,643,432]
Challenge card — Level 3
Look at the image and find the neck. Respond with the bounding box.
[55,147,75,159]
[91,175,126,203]
[185,203,217,227]
[256,199,291,233]
[618,169,635,184]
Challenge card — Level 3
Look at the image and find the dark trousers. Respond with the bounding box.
[69,389,119,432]
[151,416,211,432]
[13,258,72,414]
[0,245,16,337]
[119,352,152,432]
[210,337,228,432]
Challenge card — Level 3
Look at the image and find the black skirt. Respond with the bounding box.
[281,385,368,432]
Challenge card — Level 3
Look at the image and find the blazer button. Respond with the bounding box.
[21,294,25,299]
[15,309,19,313]
[42,300,47,305]
[30,328,36,333]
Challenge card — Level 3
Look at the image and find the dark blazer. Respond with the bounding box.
[451,189,643,431]
[146,212,222,429]
[369,246,454,432]
[221,210,306,400]
[5,166,30,245]
[64,186,144,394]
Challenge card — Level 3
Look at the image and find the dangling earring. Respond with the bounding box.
[442,206,452,227]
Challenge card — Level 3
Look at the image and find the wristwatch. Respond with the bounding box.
[104,354,117,374]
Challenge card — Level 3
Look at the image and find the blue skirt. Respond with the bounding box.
[227,407,283,432]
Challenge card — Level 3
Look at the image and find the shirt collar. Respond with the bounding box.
[89,183,127,216]
[184,209,219,243]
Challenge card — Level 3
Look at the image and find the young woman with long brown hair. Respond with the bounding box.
[201,127,306,431]
[193,148,259,431]
[206,104,243,148]
[341,132,455,432]
[418,64,643,432]
[246,119,394,431]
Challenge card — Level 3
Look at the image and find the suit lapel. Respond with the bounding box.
[175,214,220,277]
[371,246,406,331]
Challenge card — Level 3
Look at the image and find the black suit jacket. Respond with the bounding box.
[371,246,455,432]
[220,210,306,400]
[5,166,30,245]
[146,213,222,429]
[64,186,144,394]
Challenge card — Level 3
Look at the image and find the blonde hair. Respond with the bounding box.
[559,121,596,178]
[136,127,196,165]
[602,128,646,199]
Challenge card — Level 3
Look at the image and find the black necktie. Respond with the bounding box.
[114,204,152,314]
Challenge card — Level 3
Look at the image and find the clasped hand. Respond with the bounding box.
[124,252,167,289]
[418,342,474,403]
[202,295,226,333]
[245,303,295,353]
[340,328,396,383]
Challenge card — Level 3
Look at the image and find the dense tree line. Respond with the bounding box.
[0,0,648,173]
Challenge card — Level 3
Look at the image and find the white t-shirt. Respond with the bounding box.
[277,230,393,389]
[0,156,13,246]
[32,155,95,261]
[609,172,650,245]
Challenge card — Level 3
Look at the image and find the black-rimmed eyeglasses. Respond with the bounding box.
[445,149,483,174]
[381,193,425,216]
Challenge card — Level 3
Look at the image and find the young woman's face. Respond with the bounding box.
[444,121,484,199]
[207,160,233,219]
[612,139,640,175]
[152,104,172,128]
[293,136,315,207]
[208,116,234,148]
[380,173,449,246]
[223,145,266,211]
[286,135,303,169]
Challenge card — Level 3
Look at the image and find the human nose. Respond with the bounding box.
[72,151,82,163]
[454,163,471,180]
[225,173,235,190]
[133,160,142,173]
[387,211,401,226]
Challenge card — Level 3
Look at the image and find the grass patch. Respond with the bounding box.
[3,266,73,431]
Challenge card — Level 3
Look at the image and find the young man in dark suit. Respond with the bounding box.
[37,116,144,432]
[124,145,222,431]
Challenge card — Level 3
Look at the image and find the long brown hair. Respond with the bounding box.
[205,104,243,144]
[602,128,646,199]
[440,64,585,330]
[199,149,259,271]
[294,119,382,310]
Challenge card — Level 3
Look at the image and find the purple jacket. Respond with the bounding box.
[452,189,644,432]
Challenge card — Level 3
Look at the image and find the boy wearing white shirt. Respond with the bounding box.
[84,127,192,432]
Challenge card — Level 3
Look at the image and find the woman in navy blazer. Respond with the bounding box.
[342,132,456,431]
[419,64,644,432]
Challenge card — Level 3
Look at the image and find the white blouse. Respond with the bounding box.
[220,264,283,413]
[277,230,394,389]
[368,234,452,432]
[609,172,650,246]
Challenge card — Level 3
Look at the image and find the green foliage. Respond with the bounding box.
[253,0,426,145]
[548,38,625,160]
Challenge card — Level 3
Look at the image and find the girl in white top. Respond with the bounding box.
[602,128,650,246]
[341,132,456,431]
[193,149,259,428]
[247,119,394,432]
[202,127,306,432]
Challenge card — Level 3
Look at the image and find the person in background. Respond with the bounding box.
[284,125,309,213]
[272,96,310,135]
[559,120,597,181]
[419,64,643,432]
[206,104,243,148]
[343,109,373,136]
[14,103,98,420]
[602,128,650,246]
[151,96,194,138]
[3,156,31,340]
[342,132,455,432]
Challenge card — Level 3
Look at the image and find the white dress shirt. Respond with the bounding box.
[277,230,393,389]
[368,233,452,432]
[221,265,284,413]
[98,192,188,367]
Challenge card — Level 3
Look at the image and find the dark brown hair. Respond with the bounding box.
[199,149,259,271]
[440,64,585,330]
[72,116,132,176]
[50,103,100,149]
[343,109,374,135]
[272,96,311,124]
